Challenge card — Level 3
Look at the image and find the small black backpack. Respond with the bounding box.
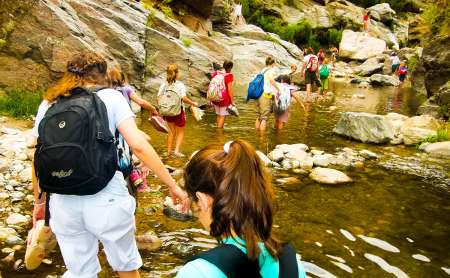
[34,87,117,195]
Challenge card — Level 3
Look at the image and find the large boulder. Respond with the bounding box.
[355,57,384,77]
[401,115,440,145]
[419,142,450,158]
[369,74,400,86]
[339,30,386,61]
[367,3,396,24]
[309,168,352,184]
[334,112,395,144]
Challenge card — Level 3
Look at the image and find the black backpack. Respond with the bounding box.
[34,87,117,195]
[186,243,299,278]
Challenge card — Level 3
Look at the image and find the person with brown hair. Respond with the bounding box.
[108,66,158,116]
[31,52,189,278]
[210,60,235,128]
[177,140,306,277]
[157,64,198,157]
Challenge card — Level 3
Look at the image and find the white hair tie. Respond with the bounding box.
[223,141,233,154]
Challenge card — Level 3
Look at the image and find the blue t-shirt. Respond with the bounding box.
[176,237,307,278]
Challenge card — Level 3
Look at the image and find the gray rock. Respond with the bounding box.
[285,150,308,162]
[268,149,284,162]
[339,30,387,61]
[367,3,396,24]
[334,112,395,143]
[6,235,24,246]
[0,192,9,199]
[275,144,309,153]
[359,150,378,159]
[10,192,25,202]
[300,157,314,171]
[0,227,18,241]
[420,141,450,158]
[309,168,353,184]
[401,115,440,145]
[355,58,384,76]
[313,154,335,167]
[369,74,400,86]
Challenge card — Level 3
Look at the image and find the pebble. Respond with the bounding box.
[6,235,24,246]
[5,185,13,191]
[6,213,28,225]
[1,252,14,264]
[0,192,9,199]
[10,191,25,202]
[360,150,378,159]
[13,259,23,271]
[42,259,53,265]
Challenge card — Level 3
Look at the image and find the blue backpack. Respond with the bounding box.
[247,69,268,101]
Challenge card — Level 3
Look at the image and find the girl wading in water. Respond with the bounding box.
[32,52,188,278]
[177,140,306,277]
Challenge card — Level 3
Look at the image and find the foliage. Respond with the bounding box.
[181,37,192,48]
[0,88,42,118]
[160,5,174,18]
[346,0,420,13]
[408,55,419,72]
[419,123,450,146]
[264,34,280,45]
[421,1,450,36]
[327,28,343,47]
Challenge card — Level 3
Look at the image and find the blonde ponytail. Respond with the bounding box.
[166,64,178,84]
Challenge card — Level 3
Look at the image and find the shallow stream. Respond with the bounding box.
[9,81,450,277]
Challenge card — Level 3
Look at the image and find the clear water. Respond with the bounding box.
[6,81,450,277]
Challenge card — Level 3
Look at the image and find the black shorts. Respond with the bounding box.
[305,71,321,87]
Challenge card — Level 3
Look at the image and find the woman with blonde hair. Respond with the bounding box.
[157,64,198,157]
[177,140,306,277]
[32,52,188,278]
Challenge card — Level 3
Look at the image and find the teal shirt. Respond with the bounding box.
[176,237,307,278]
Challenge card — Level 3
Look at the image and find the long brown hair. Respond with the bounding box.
[45,52,107,102]
[184,140,282,260]
[108,66,127,88]
[166,64,178,84]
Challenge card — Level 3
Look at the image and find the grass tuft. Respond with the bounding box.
[419,122,450,147]
[0,88,42,118]
[181,37,192,48]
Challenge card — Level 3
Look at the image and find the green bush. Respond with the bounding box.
[419,122,450,146]
[327,28,343,47]
[0,88,42,118]
[408,55,419,72]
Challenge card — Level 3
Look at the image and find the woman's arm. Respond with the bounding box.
[118,118,189,210]
[182,96,198,107]
[130,92,158,115]
[270,79,281,93]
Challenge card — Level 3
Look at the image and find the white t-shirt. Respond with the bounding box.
[262,67,279,94]
[389,56,400,65]
[32,88,136,196]
[234,4,242,16]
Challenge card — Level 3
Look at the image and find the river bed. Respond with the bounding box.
[6,80,450,277]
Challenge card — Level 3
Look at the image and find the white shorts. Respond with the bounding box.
[49,172,142,278]
[214,104,229,116]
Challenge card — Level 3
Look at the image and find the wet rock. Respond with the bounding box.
[369,74,400,86]
[18,168,32,183]
[6,235,24,246]
[300,157,314,172]
[0,192,9,199]
[6,213,29,226]
[285,150,308,162]
[10,191,25,202]
[313,154,335,167]
[359,150,378,159]
[292,168,309,175]
[334,112,395,143]
[419,141,450,158]
[309,168,352,184]
[1,252,14,264]
[276,177,301,185]
[275,144,309,153]
[339,30,386,61]
[163,197,193,222]
[256,151,278,167]
[136,230,162,251]
[311,150,324,155]
[1,248,14,254]
[268,149,284,162]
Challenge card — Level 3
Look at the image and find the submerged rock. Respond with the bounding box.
[268,149,284,162]
[334,112,395,143]
[309,168,352,184]
[163,197,193,222]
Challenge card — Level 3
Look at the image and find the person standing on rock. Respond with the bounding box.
[177,140,307,277]
[158,64,199,157]
[329,46,338,66]
[317,49,325,65]
[301,48,320,100]
[31,52,189,278]
[255,56,281,131]
[363,10,371,33]
[211,60,235,129]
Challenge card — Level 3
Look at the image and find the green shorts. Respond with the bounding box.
[257,94,273,121]
[321,78,329,92]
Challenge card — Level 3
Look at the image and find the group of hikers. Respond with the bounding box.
[29,52,307,278]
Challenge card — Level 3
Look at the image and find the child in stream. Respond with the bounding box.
[157,64,199,157]
[177,140,307,277]
[274,75,303,130]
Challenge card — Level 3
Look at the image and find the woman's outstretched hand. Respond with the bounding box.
[169,184,190,213]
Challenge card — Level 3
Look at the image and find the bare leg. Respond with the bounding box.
[306,84,312,100]
[216,115,225,128]
[167,122,176,154]
[260,119,267,131]
[118,270,140,278]
[174,126,185,154]
[255,118,261,130]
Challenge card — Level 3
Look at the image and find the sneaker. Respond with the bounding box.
[173,152,185,158]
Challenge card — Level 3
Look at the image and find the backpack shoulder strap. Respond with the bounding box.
[187,244,262,278]
[279,243,299,278]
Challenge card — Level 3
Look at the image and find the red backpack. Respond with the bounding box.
[307,55,319,73]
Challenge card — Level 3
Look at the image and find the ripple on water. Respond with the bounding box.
[302,261,337,278]
[442,267,450,275]
[364,253,409,278]
[326,254,346,263]
[358,235,400,253]
[339,229,356,241]
[331,261,353,273]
